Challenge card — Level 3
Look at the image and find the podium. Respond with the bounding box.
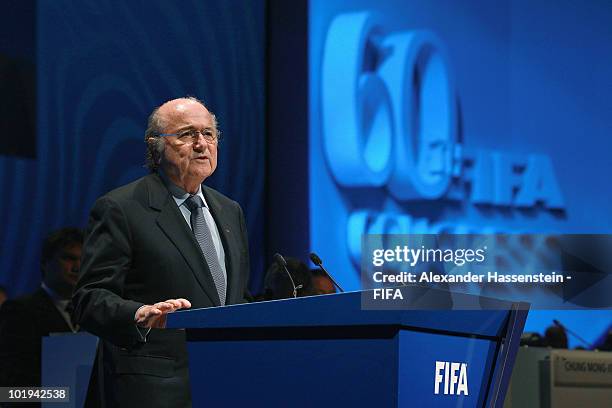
[41,333,98,408]
[505,348,612,408]
[167,287,528,407]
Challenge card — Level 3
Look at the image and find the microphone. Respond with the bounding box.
[553,319,595,350]
[309,252,344,293]
[273,253,302,298]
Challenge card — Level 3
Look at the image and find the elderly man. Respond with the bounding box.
[73,97,250,407]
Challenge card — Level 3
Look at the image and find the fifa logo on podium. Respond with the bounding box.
[434,361,469,396]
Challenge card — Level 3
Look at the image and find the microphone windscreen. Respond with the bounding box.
[309,252,322,266]
[273,253,287,266]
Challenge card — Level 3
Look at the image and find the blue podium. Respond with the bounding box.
[167,287,528,407]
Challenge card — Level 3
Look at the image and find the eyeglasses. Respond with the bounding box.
[159,128,220,144]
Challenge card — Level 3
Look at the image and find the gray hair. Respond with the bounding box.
[144,96,219,172]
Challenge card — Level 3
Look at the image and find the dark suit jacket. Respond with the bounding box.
[72,173,250,407]
[0,288,72,388]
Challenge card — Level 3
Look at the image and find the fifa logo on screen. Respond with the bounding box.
[434,361,469,396]
[320,12,564,208]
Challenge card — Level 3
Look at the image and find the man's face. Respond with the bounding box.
[44,243,81,299]
[312,275,336,295]
[159,100,218,185]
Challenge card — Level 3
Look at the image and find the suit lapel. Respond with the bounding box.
[146,174,221,306]
[37,289,72,333]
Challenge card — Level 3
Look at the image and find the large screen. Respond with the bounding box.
[308,0,612,346]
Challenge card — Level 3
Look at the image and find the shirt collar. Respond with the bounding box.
[41,282,70,307]
[159,170,208,208]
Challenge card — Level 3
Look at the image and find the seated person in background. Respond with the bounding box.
[600,329,612,351]
[261,257,314,300]
[310,268,336,295]
[0,227,83,387]
[545,324,568,349]
[0,285,8,308]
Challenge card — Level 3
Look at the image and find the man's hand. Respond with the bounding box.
[134,298,192,328]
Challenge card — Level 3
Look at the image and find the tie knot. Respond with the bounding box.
[185,195,205,212]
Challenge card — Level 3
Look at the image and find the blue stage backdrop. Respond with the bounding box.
[0,0,265,296]
[308,0,612,346]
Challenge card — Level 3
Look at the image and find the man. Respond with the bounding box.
[311,268,337,295]
[0,285,8,308]
[0,227,83,388]
[261,257,314,300]
[544,324,568,349]
[72,97,250,407]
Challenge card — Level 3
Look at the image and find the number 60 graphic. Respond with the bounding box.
[321,12,458,200]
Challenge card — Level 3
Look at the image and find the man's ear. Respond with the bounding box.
[147,137,161,152]
[148,137,165,166]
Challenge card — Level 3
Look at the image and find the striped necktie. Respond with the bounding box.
[184,195,226,305]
